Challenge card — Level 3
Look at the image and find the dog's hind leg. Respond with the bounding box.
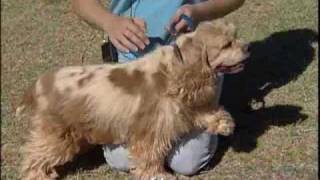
[20,115,87,180]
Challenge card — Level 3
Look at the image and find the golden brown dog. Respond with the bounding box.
[17,20,249,180]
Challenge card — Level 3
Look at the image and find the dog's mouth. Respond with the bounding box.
[215,52,250,74]
[216,62,244,74]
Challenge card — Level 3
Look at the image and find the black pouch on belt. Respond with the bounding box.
[101,38,118,63]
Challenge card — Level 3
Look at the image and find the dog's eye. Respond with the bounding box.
[222,41,232,49]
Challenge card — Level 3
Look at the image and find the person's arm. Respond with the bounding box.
[71,0,113,31]
[192,0,245,22]
[169,0,245,34]
[71,0,149,52]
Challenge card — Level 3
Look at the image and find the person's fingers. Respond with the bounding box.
[127,23,150,45]
[124,29,146,50]
[167,5,194,34]
[119,35,138,52]
[110,37,129,53]
[174,20,189,34]
[167,11,182,34]
[165,24,177,36]
[133,18,146,32]
[169,8,183,26]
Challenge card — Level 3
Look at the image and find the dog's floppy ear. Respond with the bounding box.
[206,46,222,70]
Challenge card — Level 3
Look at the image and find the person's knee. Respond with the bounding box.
[108,160,129,172]
[103,144,130,172]
[170,162,202,176]
[167,132,218,176]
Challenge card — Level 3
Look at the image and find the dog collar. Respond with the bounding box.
[172,43,184,63]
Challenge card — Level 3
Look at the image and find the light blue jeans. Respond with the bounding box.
[103,130,218,176]
[103,74,224,176]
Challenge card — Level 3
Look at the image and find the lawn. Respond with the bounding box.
[1,0,318,179]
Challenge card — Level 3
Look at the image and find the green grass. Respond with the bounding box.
[1,0,318,179]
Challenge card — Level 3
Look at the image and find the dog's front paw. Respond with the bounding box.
[215,117,235,136]
[206,108,235,136]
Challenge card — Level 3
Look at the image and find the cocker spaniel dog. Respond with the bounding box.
[17,20,249,180]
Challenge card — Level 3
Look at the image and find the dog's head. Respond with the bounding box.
[174,20,249,74]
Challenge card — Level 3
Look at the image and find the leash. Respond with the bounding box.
[166,14,194,45]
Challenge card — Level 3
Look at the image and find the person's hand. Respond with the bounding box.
[105,16,150,53]
[167,4,197,35]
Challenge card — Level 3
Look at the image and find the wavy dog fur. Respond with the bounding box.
[18,20,248,180]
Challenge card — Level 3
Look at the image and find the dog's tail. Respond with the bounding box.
[15,84,36,117]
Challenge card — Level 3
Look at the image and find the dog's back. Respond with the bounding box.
[16,65,112,116]
[17,54,175,140]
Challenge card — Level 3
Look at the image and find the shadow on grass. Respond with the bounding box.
[57,146,106,179]
[209,28,318,168]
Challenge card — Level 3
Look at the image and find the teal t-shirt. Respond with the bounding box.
[109,0,205,62]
